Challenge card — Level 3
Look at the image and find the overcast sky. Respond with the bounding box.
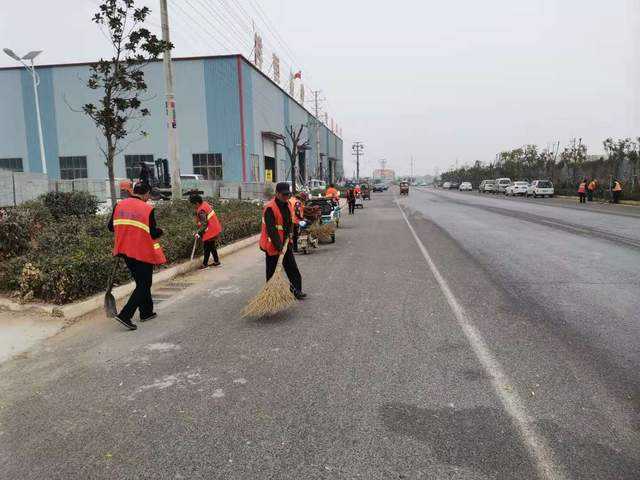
[2,0,638,176]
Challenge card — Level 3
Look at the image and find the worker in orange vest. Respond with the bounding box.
[289,192,305,253]
[612,179,623,204]
[260,182,305,299]
[325,184,340,202]
[577,179,587,204]
[587,178,597,202]
[108,182,166,330]
[189,194,222,268]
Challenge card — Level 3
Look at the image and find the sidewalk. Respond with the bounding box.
[0,233,259,364]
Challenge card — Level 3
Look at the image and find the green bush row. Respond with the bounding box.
[0,193,262,304]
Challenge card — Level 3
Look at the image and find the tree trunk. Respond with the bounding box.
[107,138,117,207]
[290,146,297,195]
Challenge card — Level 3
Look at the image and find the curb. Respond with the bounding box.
[0,234,260,320]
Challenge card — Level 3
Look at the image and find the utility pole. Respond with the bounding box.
[410,156,414,182]
[312,90,323,182]
[160,0,181,199]
[352,141,364,182]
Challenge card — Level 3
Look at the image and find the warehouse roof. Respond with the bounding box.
[0,53,341,139]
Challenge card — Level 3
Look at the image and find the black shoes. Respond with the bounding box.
[140,312,157,322]
[290,287,307,300]
[114,315,137,331]
[211,261,221,267]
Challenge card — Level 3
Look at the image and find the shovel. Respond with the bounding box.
[104,257,121,318]
[190,234,199,261]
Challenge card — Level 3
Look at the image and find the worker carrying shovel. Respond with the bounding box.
[189,194,222,269]
[261,182,306,300]
[108,182,166,331]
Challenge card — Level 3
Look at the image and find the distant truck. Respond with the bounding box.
[399,181,410,196]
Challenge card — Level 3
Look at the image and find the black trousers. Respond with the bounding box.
[265,247,302,292]
[613,191,621,203]
[579,192,586,203]
[587,190,594,201]
[348,199,355,214]
[119,256,154,321]
[203,238,219,265]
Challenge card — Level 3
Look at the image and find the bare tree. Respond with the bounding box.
[83,0,172,205]
[276,125,309,194]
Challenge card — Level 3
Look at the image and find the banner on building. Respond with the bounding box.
[300,84,305,103]
[289,72,295,96]
[272,54,280,84]
[254,33,263,70]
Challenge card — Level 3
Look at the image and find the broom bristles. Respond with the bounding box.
[309,221,335,237]
[242,265,297,318]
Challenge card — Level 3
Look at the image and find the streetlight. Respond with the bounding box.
[4,48,47,175]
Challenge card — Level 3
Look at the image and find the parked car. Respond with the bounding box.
[479,179,495,193]
[527,180,554,198]
[442,182,451,189]
[494,178,512,194]
[459,182,472,191]
[505,181,529,196]
[449,182,459,190]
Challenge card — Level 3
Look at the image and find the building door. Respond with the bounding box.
[262,135,277,182]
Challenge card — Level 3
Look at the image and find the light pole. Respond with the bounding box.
[4,48,47,175]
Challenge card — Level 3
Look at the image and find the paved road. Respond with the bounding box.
[1,190,639,479]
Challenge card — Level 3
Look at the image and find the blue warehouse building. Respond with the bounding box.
[0,54,343,185]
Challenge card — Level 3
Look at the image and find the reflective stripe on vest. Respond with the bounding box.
[113,219,150,233]
[112,197,166,265]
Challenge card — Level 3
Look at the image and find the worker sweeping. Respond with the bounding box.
[108,182,166,331]
[289,191,305,253]
[189,194,222,268]
[263,182,305,299]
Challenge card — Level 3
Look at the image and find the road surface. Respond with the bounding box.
[1,189,639,479]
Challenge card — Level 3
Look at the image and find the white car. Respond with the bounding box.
[442,182,451,189]
[527,180,554,198]
[505,181,529,196]
[459,182,472,191]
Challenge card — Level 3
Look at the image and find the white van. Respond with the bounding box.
[495,178,512,194]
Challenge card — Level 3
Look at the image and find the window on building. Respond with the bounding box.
[192,153,223,180]
[0,158,23,172]
[59,156,88,179]
[125,154,155,180]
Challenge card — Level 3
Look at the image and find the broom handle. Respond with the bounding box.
[275,237,290,272]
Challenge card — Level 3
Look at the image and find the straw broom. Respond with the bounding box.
[309,221,335,242]
[241,240,297,318]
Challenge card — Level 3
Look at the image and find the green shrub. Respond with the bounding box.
[38,191,99,219]
[0,198,262,304]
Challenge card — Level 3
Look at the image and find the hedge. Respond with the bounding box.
[0,193,262,304]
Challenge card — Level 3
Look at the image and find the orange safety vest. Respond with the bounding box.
[613,181,622,192]
[197,201,222,241]
[578,182,586,194]
[259,199,291,256]
[112,197,166,265]
[325,187,339,199]
[288,197,304,225]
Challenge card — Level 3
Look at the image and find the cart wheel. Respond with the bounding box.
[303,248,308,254]
[331,234,335,243]
[336,219,340,228]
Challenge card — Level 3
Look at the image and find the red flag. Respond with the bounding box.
[293,71,302,79]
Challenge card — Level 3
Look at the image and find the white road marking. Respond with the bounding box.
[396,200,568,480]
